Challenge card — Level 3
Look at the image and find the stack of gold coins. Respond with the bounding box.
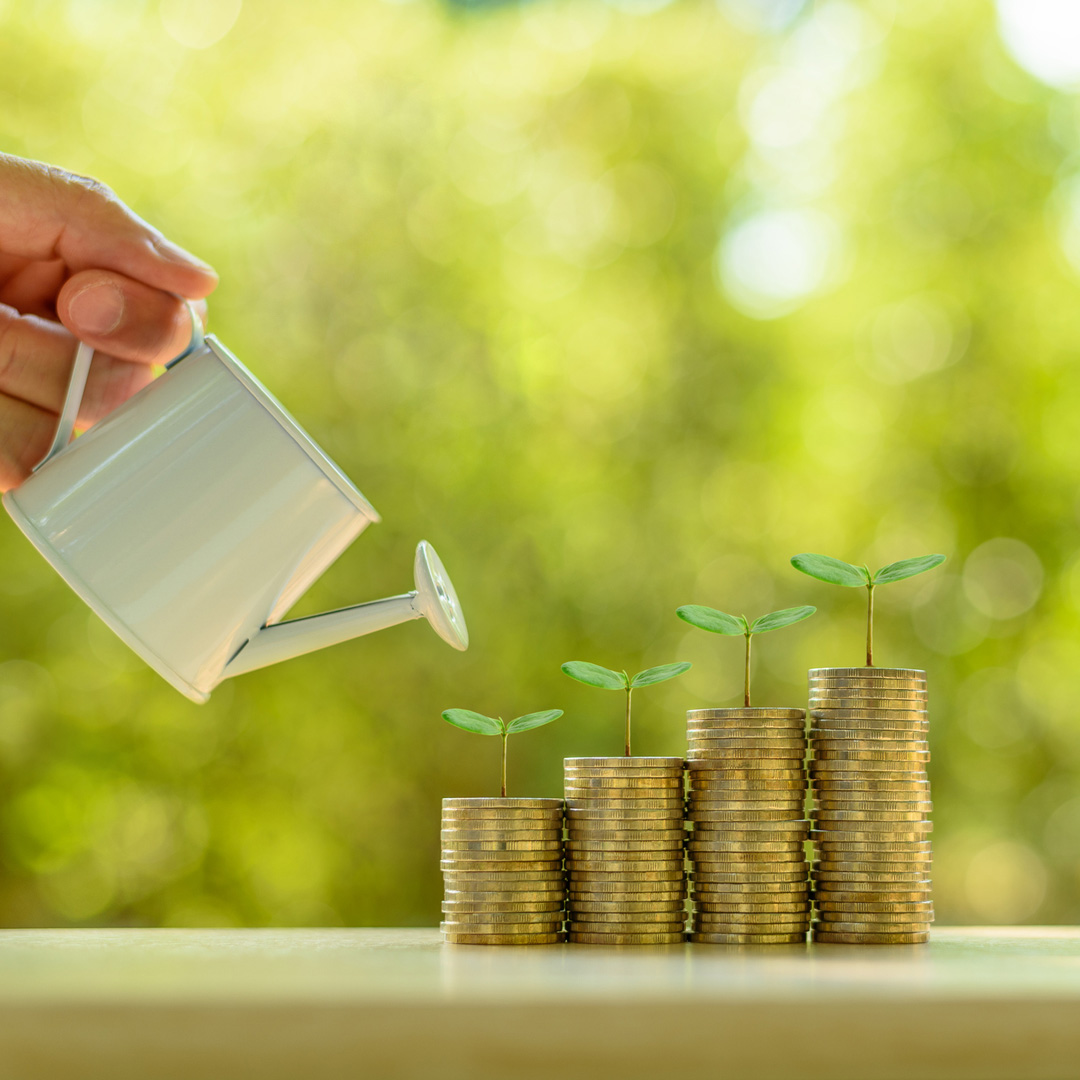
[441,798,566,945]
[808,667,933,945]
[564,758,687,945]
[686,708,810,944]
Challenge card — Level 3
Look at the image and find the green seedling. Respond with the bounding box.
[561,661,691,757]
[675,605,816,707]
[790,552,946,666]
[442,708,562,798]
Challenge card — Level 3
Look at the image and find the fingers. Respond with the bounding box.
[0,303,158,428]
[0,153,218,300]
[0,392,52,492]
[57,269,199,366]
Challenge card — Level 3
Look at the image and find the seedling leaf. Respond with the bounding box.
[630,662,692,688]
[790,553,869,587]
[442,709,503,736]
[561,661,628,690]
[749,606,817,634]
[505,709,563,734]
[873,554,946,584]
[676,605,747,635]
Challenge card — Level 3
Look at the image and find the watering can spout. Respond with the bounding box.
[222,540,468,680]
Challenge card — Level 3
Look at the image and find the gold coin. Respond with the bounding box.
[689,838,807,851]
[443,798,563,809]
[691,808,806,821]
[570,899,687,912]
[443,892,565,905]
[814,862,931,876]
[689,708,805,719]
[686,767,805,780]
[812,777,929,789]
[570,911,686,925]
[813,747,930,761]
[811,774,928,787]
[816,839,932,851]
[691,814,808,826]
[689,932,806,945]
[687,737,806,750]
[568,869,685,881]
[815,918,932,934]
[811,710,927,723]
[566,862,685,875]
[694,917,809,931]
[564,800,685,813]
[811,739,928,755]
[565,757,684,768]
[811,822,932,835]
[570,894,686,902]
[817,908,933,924]
[812,810,929,822]
[566,828,686,840]
[809,666,925,678]
[441,920,565,934]
[813,874,931,886]
[441,860,563,873]
[564,769,683,781]
[688,778,806,789]
[810,723,929,738]
[813,893,931,907]
[568,922,685,936]
[440,829,561,841]
[442,931,565,945]
[816,900,933,913]
[569,931,685,945]
[442,900,564,913]
[812,929,929,945]
[695,900,811,913]
[814,802,932,814]
[563,780,683,792]
[687,747,806,760]
[692,879,810,893]
[692,870,807,883]
[567,840,685,853]
[441,839,563,852]
[441,813,564,827]
[692,851,805,865]
[687,722,805,735]
[441,866,565,878]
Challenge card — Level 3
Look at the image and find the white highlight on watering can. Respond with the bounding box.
[2,319,468,704]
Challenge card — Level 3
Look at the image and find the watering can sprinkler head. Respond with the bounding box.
[221,540,468,681]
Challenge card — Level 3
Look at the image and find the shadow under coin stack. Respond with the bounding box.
[564,758,687,945]
[686,709,811,944]
[808,667,933,944]
[441,798,566,944]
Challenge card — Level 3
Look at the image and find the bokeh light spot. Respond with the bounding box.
[160,0,243,50]
[717,207,842,319]
[965,839,1047,922]
[995,0,1080,89]
[962,538,1044,621]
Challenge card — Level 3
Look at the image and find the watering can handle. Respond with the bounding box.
[33,299,205,472]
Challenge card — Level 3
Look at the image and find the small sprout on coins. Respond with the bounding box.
[790,552,946,667]
[675,605,816,707]
[560,661,691,757]
[442,708,562,798]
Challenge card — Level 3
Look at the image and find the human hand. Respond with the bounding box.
[0,153,218,491]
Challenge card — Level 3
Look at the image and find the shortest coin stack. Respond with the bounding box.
[686,708,810,945]
[441,797,566,945]
[564,757,687,945]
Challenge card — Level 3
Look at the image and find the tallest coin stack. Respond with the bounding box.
[808,667,933,944]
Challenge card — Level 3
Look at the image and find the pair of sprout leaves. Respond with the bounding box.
[442,662,689,797]
[444,551,945,794]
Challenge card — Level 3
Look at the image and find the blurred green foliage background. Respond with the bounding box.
[1,0,1079,929]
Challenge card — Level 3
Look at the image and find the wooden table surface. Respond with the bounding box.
[0,926,1077,1080]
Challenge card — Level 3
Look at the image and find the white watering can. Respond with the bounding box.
[1,311,469,704]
